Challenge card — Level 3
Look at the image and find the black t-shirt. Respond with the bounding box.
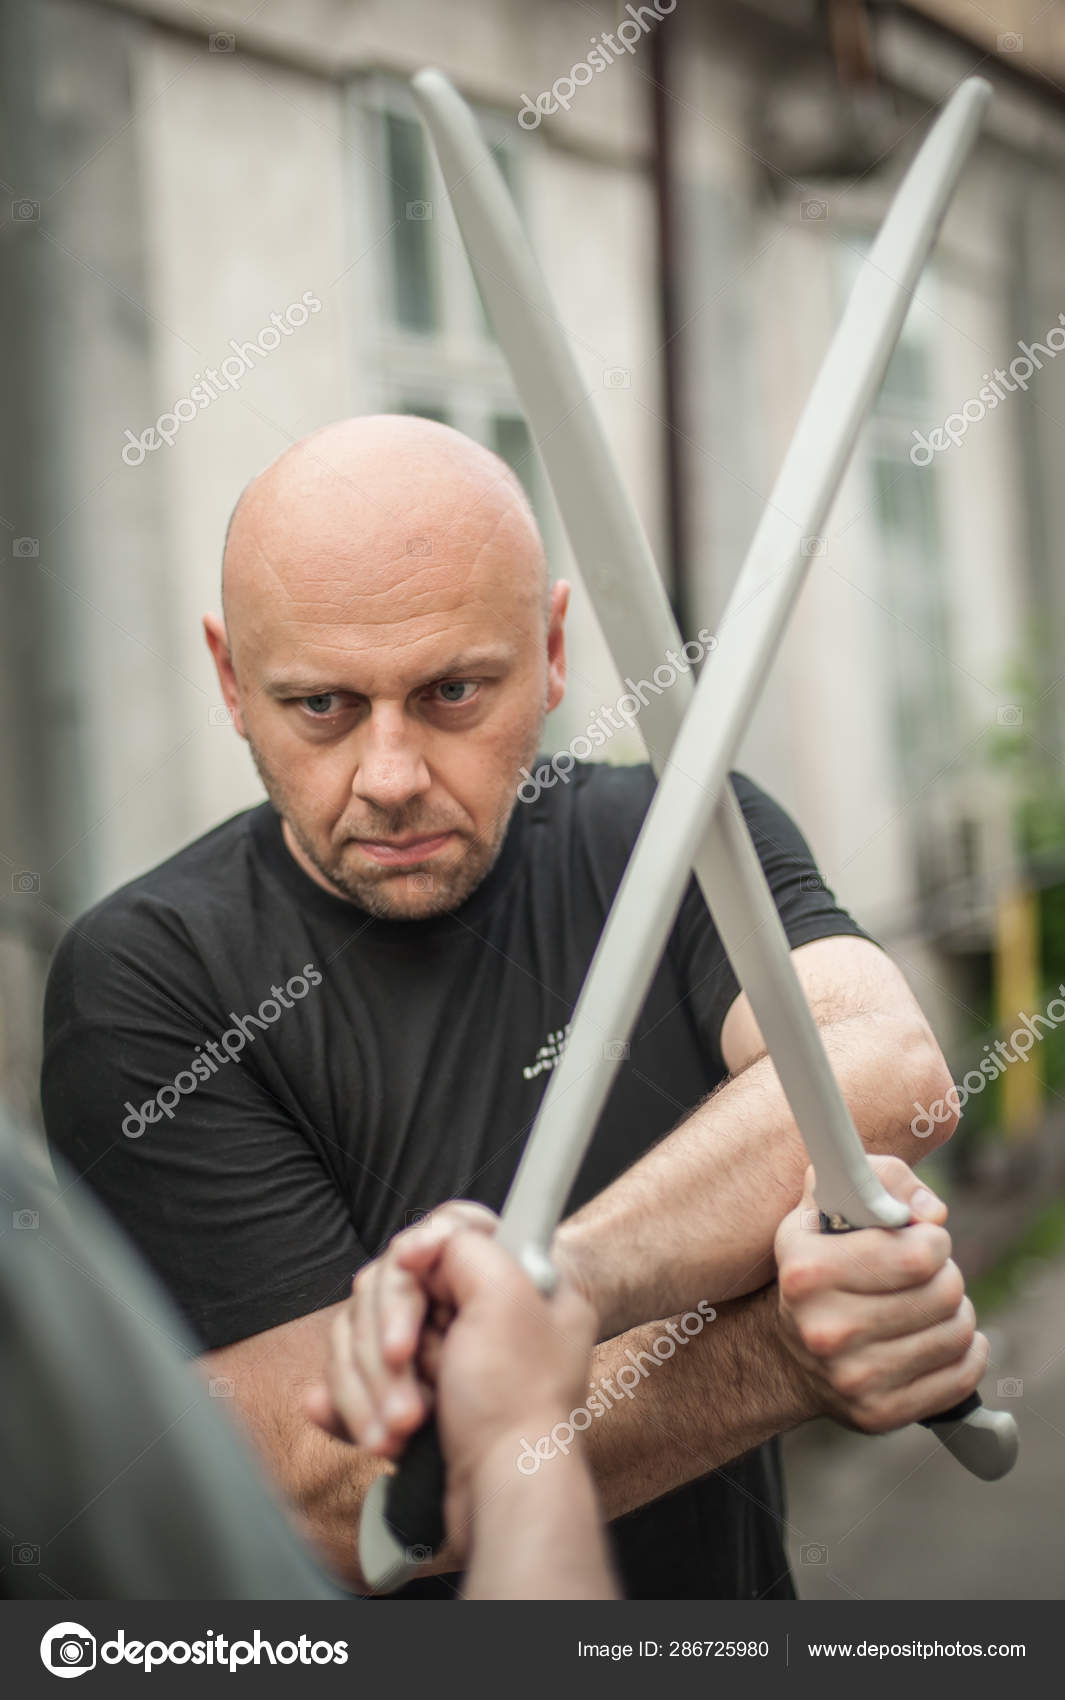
[42,761,868,1601]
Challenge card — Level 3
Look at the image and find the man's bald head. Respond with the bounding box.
[204,415,568,920]
[220,414,548,646]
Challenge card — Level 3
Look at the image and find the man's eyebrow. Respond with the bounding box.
[262,648,515,697]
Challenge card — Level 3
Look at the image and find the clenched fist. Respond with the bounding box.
[775,1156,989,1434]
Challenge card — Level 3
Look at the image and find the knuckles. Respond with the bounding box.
[796,1312,858,1360]
[827,1358,876,1404]
[937,1261,965,1315]
[891,1224,951,1284]
[953,1300,977,1353]
[778,1254,831,1304]
[847,1398,899,1436]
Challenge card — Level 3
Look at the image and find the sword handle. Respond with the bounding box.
[358,1417,449,1594]
[818,1212,1018,1480]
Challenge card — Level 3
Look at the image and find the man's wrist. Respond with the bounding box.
[762,1284,825,1429]
[467,1411,578,1492]
[551,1220,617,1338]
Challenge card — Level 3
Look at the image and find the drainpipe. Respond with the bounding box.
[649,16,689,634]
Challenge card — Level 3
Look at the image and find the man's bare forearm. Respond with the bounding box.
[224,1287,812,1591]
[211,1381,386,1593]
[582,1285,815,1520]
[556,1011,950,1339]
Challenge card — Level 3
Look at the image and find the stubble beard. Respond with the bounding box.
[247,736,532,921]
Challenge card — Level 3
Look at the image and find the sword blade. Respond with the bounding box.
[413,70,989,1247]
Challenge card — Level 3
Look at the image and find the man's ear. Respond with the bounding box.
[203,613,246,739]
[545,579,569,713]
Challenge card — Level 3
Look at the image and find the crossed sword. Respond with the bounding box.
[360,69,1018,1593]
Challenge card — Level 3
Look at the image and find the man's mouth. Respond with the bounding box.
[353,831,455,868]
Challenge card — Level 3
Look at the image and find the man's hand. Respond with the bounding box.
[304,1201,498,1460]
[424,1229,599,1540]
[305,1208,598,1550]
[775,1156,989,1434]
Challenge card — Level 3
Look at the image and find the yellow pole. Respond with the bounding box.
[993,883,1043,1141]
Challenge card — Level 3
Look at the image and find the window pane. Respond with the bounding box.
[491,414,534,491]
[386,113,436,331]
[394,399,452,426]
[871,452,952,773]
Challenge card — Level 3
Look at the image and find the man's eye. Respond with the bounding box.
[433,680,478,705]
[301,693,342,716]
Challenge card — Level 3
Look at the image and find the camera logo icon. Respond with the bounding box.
[406,1544,432,1564]
[13,871,41,894]
[800,199,828,221]
[997,33,1023,53]
[406,200,432,220]
[208,705,232,726]
[12,1542,40,1564]
[13,537,39,557]
[997,1378,1023,1398]
[404,1208,431,1227]
[40,1622,96,1678]
[209,31,236,52]
[997,704,1023,728]
[406,537,433,557]
[801,535,826,557]
[13,1209,39,1230]
[603,367,630,389]
[209,1376,235,1398]
[603,1039,629,1061]
[12,199,39,221]
[800,1542,828,1564]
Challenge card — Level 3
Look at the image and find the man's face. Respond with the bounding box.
[210,430,566,921]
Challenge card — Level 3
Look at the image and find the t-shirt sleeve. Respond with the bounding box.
[668,771,878,1077]
[41,900,367,1352]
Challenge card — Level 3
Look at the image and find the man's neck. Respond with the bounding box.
[280,816,355,904]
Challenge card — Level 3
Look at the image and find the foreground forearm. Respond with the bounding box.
[464,1431,618,1600]
[558,1012,948,1337]
[583,1285,815,1520]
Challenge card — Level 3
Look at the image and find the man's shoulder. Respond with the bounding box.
[51,804,272,968]
[525,758,653,876]
[523,759,793,915]
[533,758,775,843]
[535,757,655,829]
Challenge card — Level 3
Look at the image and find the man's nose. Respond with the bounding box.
[352,709,431,810]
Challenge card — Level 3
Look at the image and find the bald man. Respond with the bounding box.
[42,415,976,1601]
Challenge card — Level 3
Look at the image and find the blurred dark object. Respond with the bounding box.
[754,0,901,181]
